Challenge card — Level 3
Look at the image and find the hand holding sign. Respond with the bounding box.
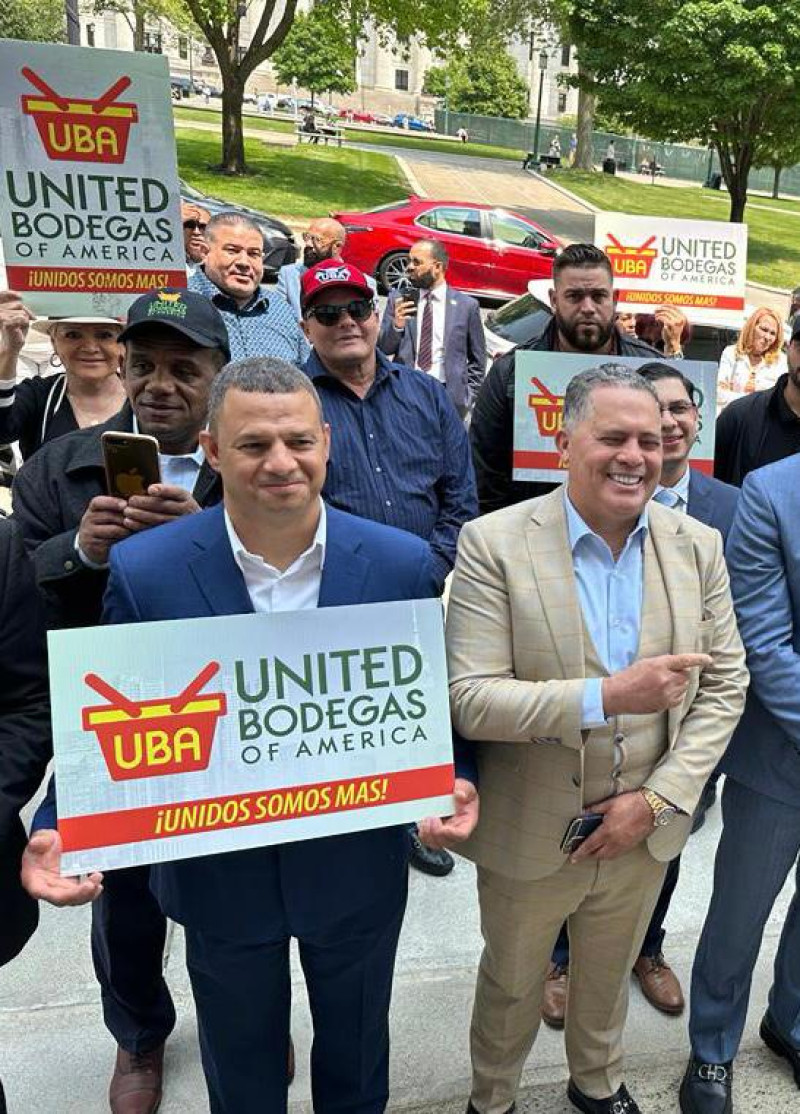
[0,290,35,355]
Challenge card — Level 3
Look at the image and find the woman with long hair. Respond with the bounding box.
[0,291,125,462]
[717,306,787,410]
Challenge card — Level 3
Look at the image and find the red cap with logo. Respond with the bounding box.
[300,260,374,312]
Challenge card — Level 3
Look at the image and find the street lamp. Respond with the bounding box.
[532,49,548,167]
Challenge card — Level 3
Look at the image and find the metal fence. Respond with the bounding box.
[434,108,800,198]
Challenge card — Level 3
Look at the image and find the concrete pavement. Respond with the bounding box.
[1,790,795,1112]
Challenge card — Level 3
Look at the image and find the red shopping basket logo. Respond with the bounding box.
[605,233,658,278]
[527,377,564,436]
[81,664,227,782]
[20,67,138,164]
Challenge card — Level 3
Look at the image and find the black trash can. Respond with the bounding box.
[603,157,616,175]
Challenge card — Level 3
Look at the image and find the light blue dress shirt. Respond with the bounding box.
[563,490,648,727]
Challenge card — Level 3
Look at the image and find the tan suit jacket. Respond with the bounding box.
[446,489,748,880]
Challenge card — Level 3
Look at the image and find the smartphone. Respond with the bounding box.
[102,431,161,500]
[560,812,604,855]
[399,285,419,307]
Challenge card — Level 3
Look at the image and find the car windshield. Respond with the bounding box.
[486,293,551,344]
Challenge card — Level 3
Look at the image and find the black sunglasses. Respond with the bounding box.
[183,220,207,232]
[306,299,374,326]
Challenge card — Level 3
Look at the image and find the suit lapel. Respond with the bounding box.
[187,505,254,616]
[318,510,370,607]
[525,491,586,680]
[687,469,713,530]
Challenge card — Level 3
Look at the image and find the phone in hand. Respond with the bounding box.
[560,812,604,855]
[102,431,161,500]
[399,285,419,307]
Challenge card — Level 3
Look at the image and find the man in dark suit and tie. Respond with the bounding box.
[23,357,478,1114]
[542,361,740,1028]
[378,238,486,417]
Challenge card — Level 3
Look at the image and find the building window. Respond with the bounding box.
[86,22,95,46]
[143,31,162,53]
[178,36,188,59]
[561,44,571,67]
[557,93,567,114]
[395,69,409,91]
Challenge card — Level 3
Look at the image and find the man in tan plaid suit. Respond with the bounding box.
[446,365,747,1114]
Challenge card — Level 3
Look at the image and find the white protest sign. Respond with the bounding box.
[49,599,454,874]
[0,40,185,315]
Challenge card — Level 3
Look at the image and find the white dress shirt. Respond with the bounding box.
[415,282,447,382]
[224,499,327,614]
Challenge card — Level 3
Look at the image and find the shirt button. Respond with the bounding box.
[376,466,382,473]
[386,500,392,507]
[64,559,75,571]
[369,433,374,439]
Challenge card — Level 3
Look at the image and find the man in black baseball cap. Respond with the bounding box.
[12,287,231,1114]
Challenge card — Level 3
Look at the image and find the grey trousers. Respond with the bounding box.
[689,776,800,1063]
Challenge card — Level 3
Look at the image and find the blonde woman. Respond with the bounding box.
[0,290,125,461]
[717,306,787,410]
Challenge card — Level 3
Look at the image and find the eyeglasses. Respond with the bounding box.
[306,299,374,326]
[183,220,207,232]
[302,233,328,247]
[659,401,696,417]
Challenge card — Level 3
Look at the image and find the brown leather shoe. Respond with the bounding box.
[109,1044,164,1114]
[288,1035,295,1085]
[541,962,568,1029]
[633,953,685,1015]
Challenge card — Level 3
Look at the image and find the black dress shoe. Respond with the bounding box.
[679,1057,732,1114]
[567,1079,641,1113]
[465,1102,515,1114]
[760,1011,800,1088]
[409,831,454,876]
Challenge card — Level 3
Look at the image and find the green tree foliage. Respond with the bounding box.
[424,46,529,119]
[570,0,800,221]
[0,0,65,41]
[271,7,356,101]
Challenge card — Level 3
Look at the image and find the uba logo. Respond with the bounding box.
[82,663,227,781]
[605,233,658,279]
[528,376,564,439]
[20,66,138,165]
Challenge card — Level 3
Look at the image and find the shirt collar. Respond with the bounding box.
[131,413,204,465]
[563,487,649,555]
[655,465,690,508]
[195,266,267,313]
[224,498,327,573]
[304,346,397,384]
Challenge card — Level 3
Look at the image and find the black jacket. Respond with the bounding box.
[0,372,80,461]
[470,316,660,515]
[12,403,222,629]
[713,374,796,487]
[0,519,51,966]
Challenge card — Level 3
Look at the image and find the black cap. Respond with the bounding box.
[792,316,800,343]
[119,289,230,360]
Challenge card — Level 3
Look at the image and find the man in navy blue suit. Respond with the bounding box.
[542,361,740,1028]
[24,357,478,1114]
[378,238,486,417]
[680,454,800,1113]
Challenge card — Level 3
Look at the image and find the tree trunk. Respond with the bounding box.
[574,79,595,171]
[773,165,782,199]
[133,3,145,52]
[221,77,246,174]
[717,143,750,223]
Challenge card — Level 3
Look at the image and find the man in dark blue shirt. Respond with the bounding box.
[300,260,477,594]
[300,260,478,874]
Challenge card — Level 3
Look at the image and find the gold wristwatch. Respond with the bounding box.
[640,787,678,827]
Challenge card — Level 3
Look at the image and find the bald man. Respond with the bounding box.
[276,217,377,319]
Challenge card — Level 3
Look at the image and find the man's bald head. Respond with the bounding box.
[303,218,347,267]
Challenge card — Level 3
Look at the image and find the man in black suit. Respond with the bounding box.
[0,518,51,1112]
[11,289,230,1114]
[378,238,486,417]
[542,361,739,1028]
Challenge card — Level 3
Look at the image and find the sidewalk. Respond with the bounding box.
[1,794,794,1112]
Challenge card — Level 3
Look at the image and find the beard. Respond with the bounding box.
[557,313,616,352]
[409,270,436,290]
[303,245,333,268]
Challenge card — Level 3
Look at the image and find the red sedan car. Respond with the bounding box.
[332,196,561,300]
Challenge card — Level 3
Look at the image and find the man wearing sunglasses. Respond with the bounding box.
[540,362,740,1032]
[276,217,376,320]
[300,260,478,876]
[181,201,210,275]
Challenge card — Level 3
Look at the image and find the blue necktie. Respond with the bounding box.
[654,488,680,509]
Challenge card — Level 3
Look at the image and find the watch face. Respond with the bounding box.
[655,809,677,826]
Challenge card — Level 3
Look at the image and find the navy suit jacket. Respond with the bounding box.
[378,286,486,413]
[687,468,739,543]
[100,503,470,940]
[720,456,800,806]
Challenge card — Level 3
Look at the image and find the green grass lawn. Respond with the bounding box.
[554,170,800,289]
[176,127,409,220]
[173,104,526,163]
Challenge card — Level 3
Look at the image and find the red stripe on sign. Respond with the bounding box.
[6,265,187,295]
[513,450,565,470]
[615,290,745,311]
[59,764,455,851]
[690,459,714,476]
